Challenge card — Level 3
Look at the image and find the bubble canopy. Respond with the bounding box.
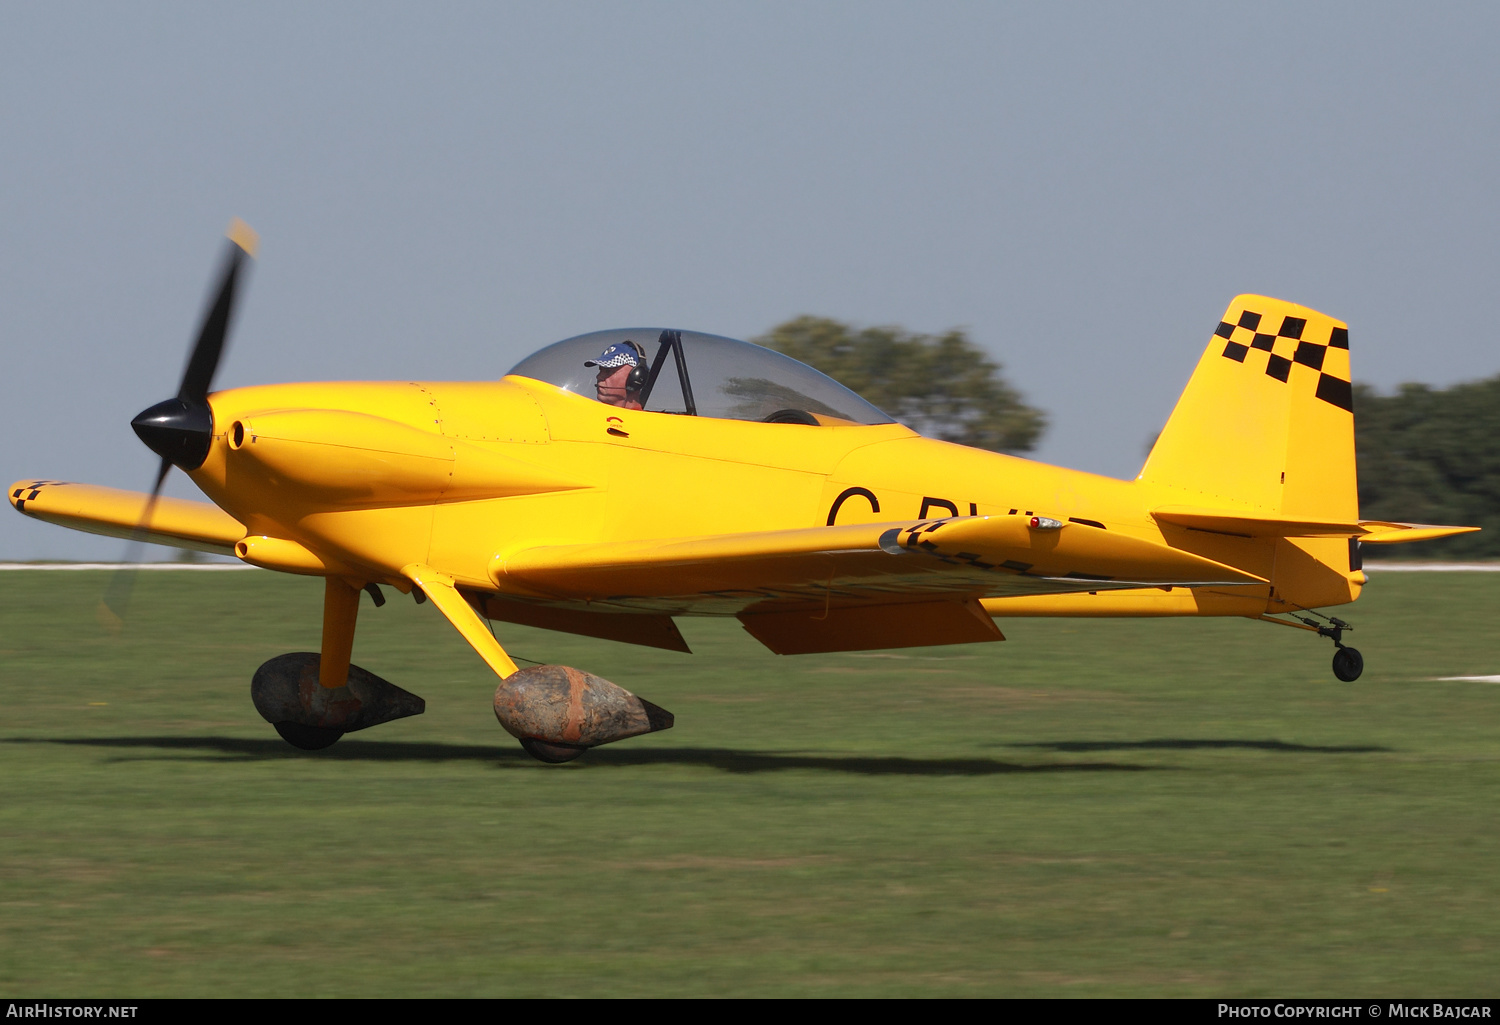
[507,329,896,426]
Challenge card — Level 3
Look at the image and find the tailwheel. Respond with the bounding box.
[1332,646,1364,682]
[273,721,345,751]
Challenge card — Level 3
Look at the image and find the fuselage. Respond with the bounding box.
[188,376,1361,619]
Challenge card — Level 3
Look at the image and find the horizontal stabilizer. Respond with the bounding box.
[8,479,245,555]
[1153,506,1479,544]
[1356,522,1482,545]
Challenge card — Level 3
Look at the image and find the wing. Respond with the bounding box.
[496,515,1265,617]
[8,479,245,555]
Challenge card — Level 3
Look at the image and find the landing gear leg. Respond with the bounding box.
[398,564,676,764]
[251,577,425,748]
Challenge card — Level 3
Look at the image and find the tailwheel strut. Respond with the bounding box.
[1258,610,1363,682]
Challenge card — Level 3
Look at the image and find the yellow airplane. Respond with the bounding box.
[10,223,1478,761]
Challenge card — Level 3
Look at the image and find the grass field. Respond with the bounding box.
[1,569,1497,997]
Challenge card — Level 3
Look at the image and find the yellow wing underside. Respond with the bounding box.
[496,515,1266,615]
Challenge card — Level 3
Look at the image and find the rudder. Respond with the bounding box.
[1139,295,1356,521]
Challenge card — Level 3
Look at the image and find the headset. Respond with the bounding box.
[622,339,649,394]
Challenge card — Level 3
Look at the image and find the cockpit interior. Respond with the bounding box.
[507,329,895,426]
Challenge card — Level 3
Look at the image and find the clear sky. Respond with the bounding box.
[4,2,1497,559]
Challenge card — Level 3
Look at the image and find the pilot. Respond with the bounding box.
[585,341,647,410]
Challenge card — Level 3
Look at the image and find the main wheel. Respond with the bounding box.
[1332,647,1364,682]
[273,721,344,750]
[519,737,587,764]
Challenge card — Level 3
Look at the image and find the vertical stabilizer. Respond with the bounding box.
[1139,295,1356,521]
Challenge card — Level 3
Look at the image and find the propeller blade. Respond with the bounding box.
[177,218,258,405]
[107,219,258,631]
[98,457,174,631]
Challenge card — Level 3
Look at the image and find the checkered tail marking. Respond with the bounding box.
[1214,310,1351,412]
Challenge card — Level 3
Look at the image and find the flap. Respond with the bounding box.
[740,599,1004,654]
[476,594,691,652]
[9,479,245,555]
[496,515,1264,616]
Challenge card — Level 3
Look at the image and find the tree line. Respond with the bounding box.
[1355,379,1500,559]
[757,316,1497,559]
[755,316,1045,455]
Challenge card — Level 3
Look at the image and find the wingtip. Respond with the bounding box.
[226,217,259,258]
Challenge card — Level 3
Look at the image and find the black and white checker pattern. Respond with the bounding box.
[1214,309,1352,412]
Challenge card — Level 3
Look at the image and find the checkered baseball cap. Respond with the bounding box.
[584,342,642,369]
